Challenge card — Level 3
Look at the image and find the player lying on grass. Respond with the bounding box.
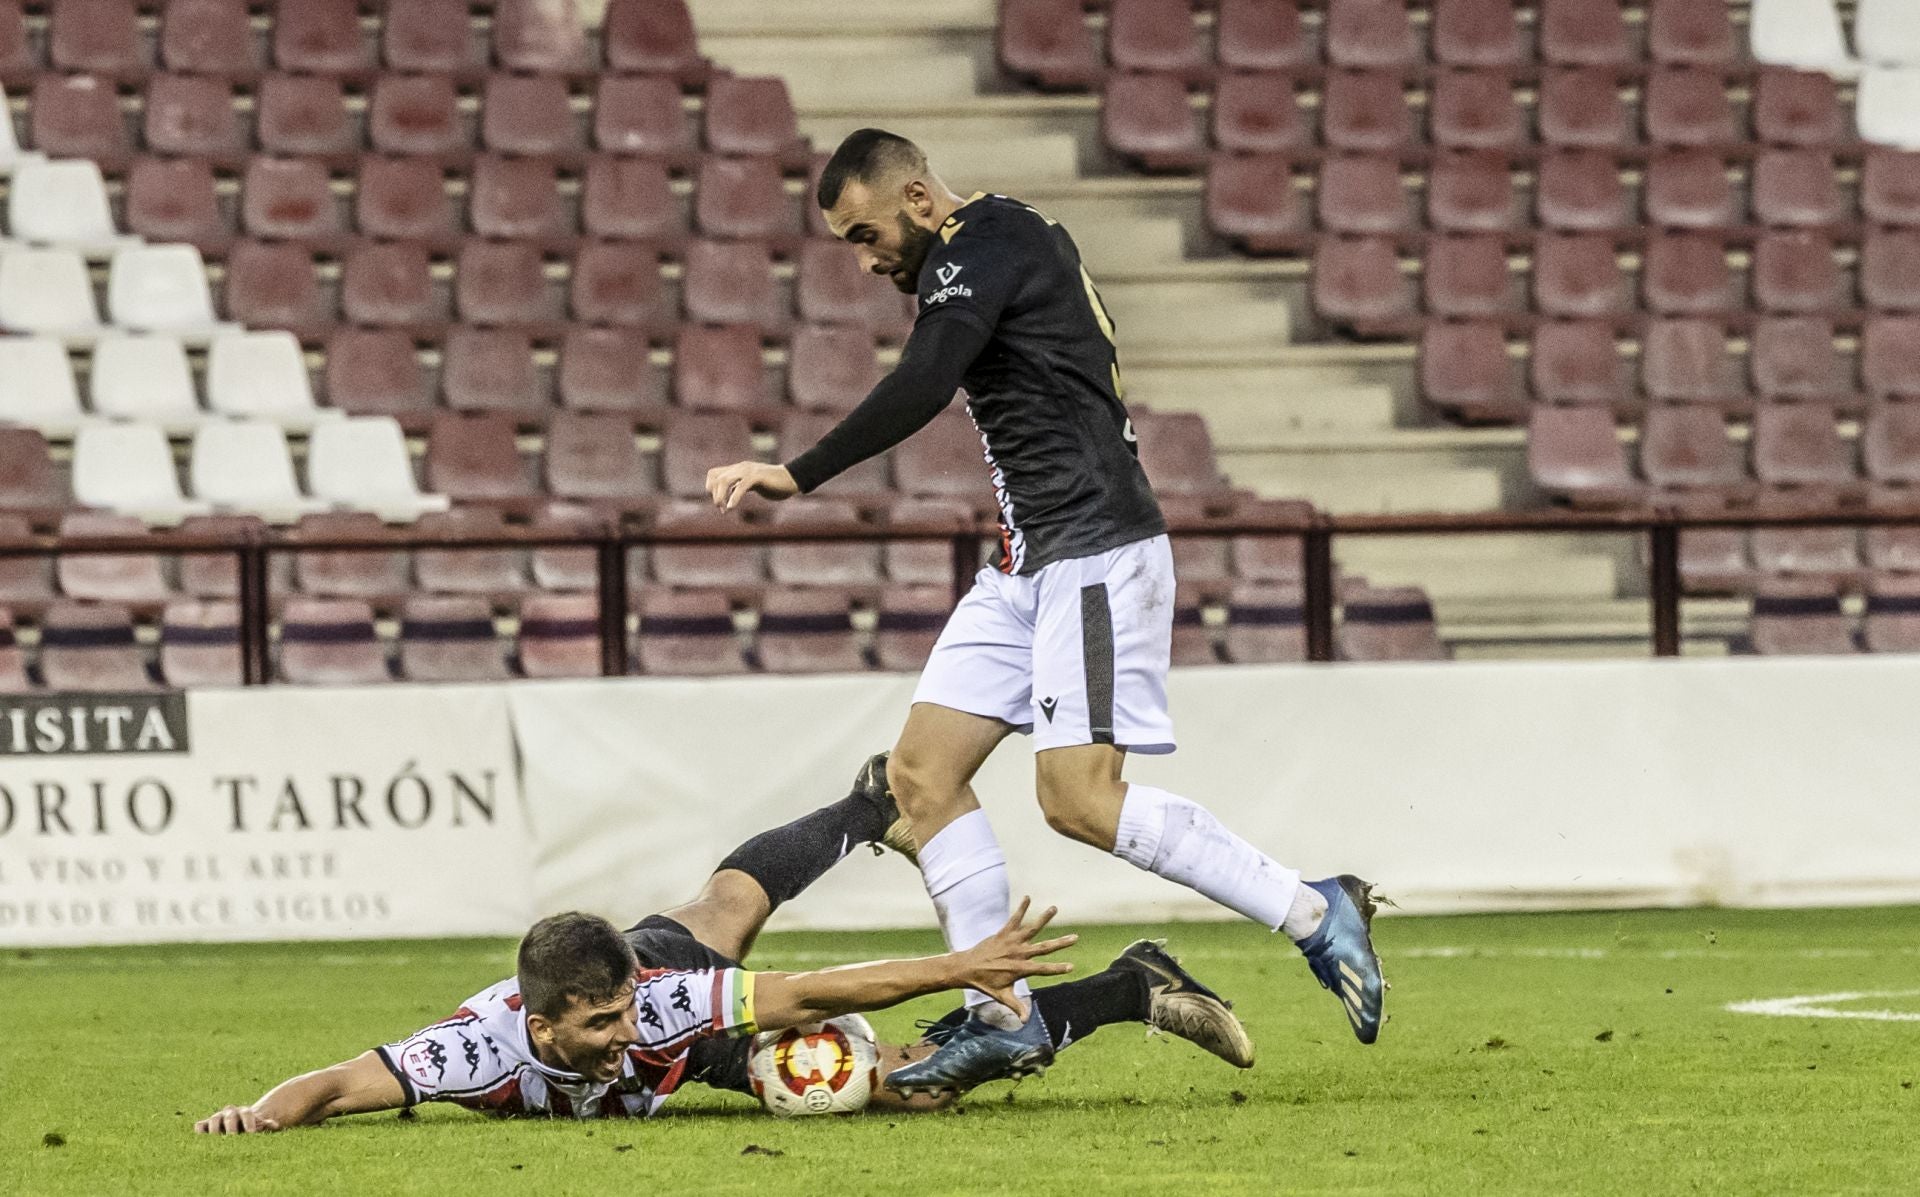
[195,754,1254,1133]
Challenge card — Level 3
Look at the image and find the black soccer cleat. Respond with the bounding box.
[851,751,918,864]
[1120,939,1256,1069]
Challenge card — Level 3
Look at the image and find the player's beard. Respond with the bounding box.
[890,213,937,294]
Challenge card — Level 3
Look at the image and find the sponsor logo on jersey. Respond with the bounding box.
[925,282,974,306]
[935,263,964,285]
[402,1036,450,1085]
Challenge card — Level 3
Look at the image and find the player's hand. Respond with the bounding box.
[952,897,1076,1020]
[194,1104,282,1135]
[705,461,799,512]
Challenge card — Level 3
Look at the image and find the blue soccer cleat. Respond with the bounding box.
[884,1005,1054,1096]
[1296,875,1387,1045]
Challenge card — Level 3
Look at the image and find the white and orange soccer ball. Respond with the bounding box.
[746,1014,880,1117]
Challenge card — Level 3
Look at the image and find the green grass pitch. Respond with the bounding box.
[8,906,1920,1195]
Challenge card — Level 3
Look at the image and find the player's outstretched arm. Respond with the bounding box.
[752,898,1074,1030]
[194,1050,405,1135]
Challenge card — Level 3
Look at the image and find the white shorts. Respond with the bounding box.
[912,534,1177,754]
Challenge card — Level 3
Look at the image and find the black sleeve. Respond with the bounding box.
[783,313,992,494]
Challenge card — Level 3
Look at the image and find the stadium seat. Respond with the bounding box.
[0,336,84,434]
[382,0,474,71]
[1537,69,1632,149]
[1135,411,1229,495]
[756,588,865,674]
[0,513,55,614]
[571,242,667,329]
[341,242,442,327]
[256,75,356,157]
[694,156,794,241]
[1231,506,1312,584]
[279,597,390,685]
[398,595,508,682]
[106,245,223,334]
[1865,402,1920,488]
[603,0,705,77]
[768,499,882,587]
[649,498,765,588]
[1863,574,1920,652]
[1749,0,1857,77]
[455,241,559,326]
[795,240,913,341]
[368,75,465,157]
[0,608,24,691]
[1644,152,1740,230]
[50,0,142,73]
[1751,231,1842,315]
[1645,69,1741,147]
[288,511,412,605]
[705,76,804,160]
[1109,0,1207,75]
[0,248,98,335]
[1424,235,1517,319]
[29,75,129,162]
[672,323,766,412]
[593,76,696,158]
[1751,151,1845,228]
[0,3,28,76]
[525,503,601,593]
[1747,579,1857,654]
[559,327,666,413]
[1337,586,1448,661]
[1535,152,1631,232]
[1311,237,1414,328]
[144,74,245,157]
[1320,71,1415,154]
[1749,506,1861,581]
[442,329,545,416]
[788,325,880,413]
[1533,234,1631,320]
[1325,0,1418,69]
[1316,155,1411,237]
[545,411,654,504]
[72,423,211,524]
[55,511,173,606]
[275,0,372,72]
[1172,598,1221,666]
[1752,403,1861,497]
[1863,318,1920,400]
[189,420,327,524]
[483,75,582,156]
[1641,234,1737,316]
[1751,69,1847,148]
[1102,72,1206,171]
[222,241,327,330]
[998,0,1102,90]
[1223,582,1305,664]
[893,409,989,503]
[1862,151,1920,226]
[883,498,973,585]
[159,599,242,688]
[9,159,122,250]
[207,331,334,430]
[1857,0,1920,68]
[1862,231,1920,311]
[659,411,753,498]
[412,507,529,598]
[425,413,536,504]
[1216,0,1310,71]
[162,0,255,73]
[582,156,683,241]
[1865,522,1920,570]
[1750,318,1849,404]
[39,601,152,691]
[1526,406,1641,505]
[1641,318,1745,405]
[873,585,948,672]
[1640,406,1754,497]
[780,411,893,496]
[1421,322,1523,419]
[1161,496,1232,592]
[517,592,603,678]
[323,330,432,419]
[1855,68,1920,150]
[630,589,737,676]
[177,513,282,599]
[1539,0,1631,67]
[126,158,226,244]
[357,157,457,241]
[494,0,588,72]
[308,416,452,521]
[1648,0,1739,67]
[0,428,69,515]
[1529,321,1629,407]
[1205,154,1304,252]
[1431,0,1523,68]
[1211,72,1308,154]
[1429,72,1526,153]
[683,240,785,331]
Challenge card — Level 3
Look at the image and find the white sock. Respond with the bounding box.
[917,808,1031,1012]
[1114,784,1317,939]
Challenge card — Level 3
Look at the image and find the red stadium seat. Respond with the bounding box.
[57,512,172,608]
[1223,582,1305,664]
[1752,404,1861,496]
[1537,69,1631,150]
[1325,0,1418,69]
[357,157,456,240]
[559,327,667,413]
[635,589,745,676]
[482,74,582,156]
[603,0,704,77]
[768,499,883,587]
[1216,0,1309,71]
[1311,237,1414,328]
[894,409,992,503]
[1109,0,1207,75]
[1134,410,1229,495]
[1641,234,1736,317]
[582,156,683,241]
[1866,524,1920,573]
[1752,151,1845,228]
[325,329,433,418]
[1169,599,1217,666]
[673,323,766,412]
[1644,69,1740,147]
[659,411,753,497]
[342,242,441,327]
[1320,71,1415,154]
[524,503,603,593]
[1530,320,1629,407]
[1863,575,1920,653]
[780,411,894,496]
[1650,0,1739,66]
[545,411,655,504]
[50,0,142,73]
[40,601,152,691]
[517,593,603,678]
[594,76,696,157]
[788,325,881,413]
[1420,322,1523,419]
[1431,0,1523,68]
[455,241,559,326]
[704,76,804,159]
[242,157,342,241]
[1751,69,1845,148]
[369,75,464,157]
[1640,406,1753,496]
[694,156,795,241]
[1641,318,1745,405]
[1539,0,1630,68]
[1751,232,1843,315]
[277,0,373,72]
[884,498,972,585]
[757,588,866,674]
[177,515,289,601]
[1535,152,1631,232]
[383,0,477,71]
[0,2,29,75]
[1211,72,1308,154]
[1427,153,1522,235]
[1750,318,1849,404]
[1316,155,1412,237]
[470,156,569,240]
[1643,152,1740,230]
[1862,151,1920,227]
[442,328,546,415]
[256,76,356,157]
[1337,586,1448,661]
[1102,72,1206,171]
[1863,317,1920,400]
[874,585,949,672]
[1231,504,1312,584]
[494,0,588,72]
[0,513,55,614]
[1425,235,1517,319]
[1205,153,1306,251]
[289,512,411,605]
[571,242,667,329]
[1428,70,1526,152]
[144,75,245,157]
[159,599,242,688]
[649,499,765,588]
[998,0,1102,90]
[162,0,257,73]
[126,158,226,244]
[1747,580,1856,656]
[0,428,67,515]
[31,75,130,160]
[425,413,537,503]
[1527,406,1641,505]
[1533,234,1631,320]
[682,240,784,331]
[223,241,327,329]
[400,595,509,683]
[279,598,391,684]
[1864,232,1920,314]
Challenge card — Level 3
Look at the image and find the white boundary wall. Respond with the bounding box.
[8,656,1920,945]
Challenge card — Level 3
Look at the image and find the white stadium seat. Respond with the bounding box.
[106,244,226,335]
[0,336,83,434]
[72,420,212,525]
[1749,0,1858,78]
[189,420,329,524]
[1857,67,1920,149]
[1856,0,1920,67]
[0,246,100,334]
[89,333,205,428]
[205,331,341,430]
[306,416,451,523]
[7,159,131,251]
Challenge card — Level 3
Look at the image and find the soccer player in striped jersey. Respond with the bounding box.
[194,755,1252,1133]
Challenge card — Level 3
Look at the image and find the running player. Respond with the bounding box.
[194,755,1252,1133]
[704,130,1386,1094]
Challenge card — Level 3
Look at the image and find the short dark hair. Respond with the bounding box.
[516,912,636,1020]
[816,128,928,211]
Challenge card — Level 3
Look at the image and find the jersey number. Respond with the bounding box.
[1079,265,1127,401]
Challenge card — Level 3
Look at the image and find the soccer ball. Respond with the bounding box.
[746,1014,880,1117]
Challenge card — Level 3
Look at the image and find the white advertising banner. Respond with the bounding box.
[0,686,531,946]
[510,657,1920,930]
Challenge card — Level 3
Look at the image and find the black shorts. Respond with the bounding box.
[624,914,754,1095]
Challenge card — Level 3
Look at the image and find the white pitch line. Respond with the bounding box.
[1726,991,1920,1022]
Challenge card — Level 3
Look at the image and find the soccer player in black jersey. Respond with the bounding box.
[706,130,1385,1093]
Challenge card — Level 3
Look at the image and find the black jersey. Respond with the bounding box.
[915,194,1165,575]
